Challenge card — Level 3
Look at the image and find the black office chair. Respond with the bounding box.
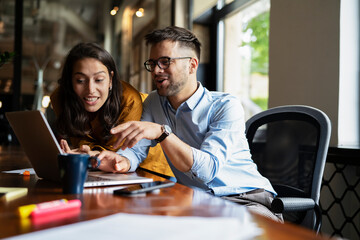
[245,105,331,233]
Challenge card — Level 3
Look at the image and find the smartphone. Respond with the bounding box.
[113,181,175,196]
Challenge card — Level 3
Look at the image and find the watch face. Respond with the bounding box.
[164,125,172,134]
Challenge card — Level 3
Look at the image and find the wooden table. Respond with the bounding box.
[0,145,333,239]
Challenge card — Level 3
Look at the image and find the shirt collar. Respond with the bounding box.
[185,82,204,110]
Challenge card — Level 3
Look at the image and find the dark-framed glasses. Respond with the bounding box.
[144,56,192,72]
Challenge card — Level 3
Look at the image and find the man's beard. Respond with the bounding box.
[155,77,186,97]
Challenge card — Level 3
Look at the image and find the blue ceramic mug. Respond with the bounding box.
[58,154,91,194]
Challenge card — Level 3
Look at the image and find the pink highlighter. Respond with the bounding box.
[30,199,82,218]
[18,199,82,219]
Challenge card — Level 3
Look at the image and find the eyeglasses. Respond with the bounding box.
[144,57,192,72]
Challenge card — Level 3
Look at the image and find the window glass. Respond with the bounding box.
[223,0,270,120]
[0,0,104,113]
[0,0,15,114]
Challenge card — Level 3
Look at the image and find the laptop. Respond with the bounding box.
[5,110,153,187]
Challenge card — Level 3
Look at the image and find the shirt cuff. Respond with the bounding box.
[116,148,140,172]
[190,147,214,183]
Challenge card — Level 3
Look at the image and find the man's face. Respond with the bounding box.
[149,40,193,97]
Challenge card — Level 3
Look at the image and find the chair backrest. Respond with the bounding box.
[245,105,331,229]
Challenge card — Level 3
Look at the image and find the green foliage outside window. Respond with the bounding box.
[242,11,269,75]
[251,97,268,110]
[242,10,270,110]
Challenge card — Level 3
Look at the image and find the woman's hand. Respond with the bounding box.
[60,139,100,156]
[97,150,130,173]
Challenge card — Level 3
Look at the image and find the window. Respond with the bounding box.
[223,0,270,120]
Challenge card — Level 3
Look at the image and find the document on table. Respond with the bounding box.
[6,212,262,240]
[2,168,35,175]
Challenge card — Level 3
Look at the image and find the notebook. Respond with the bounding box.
[5,110,153,187]
[0,187,28,201]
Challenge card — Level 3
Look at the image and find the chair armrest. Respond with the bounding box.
[271,197,316,213]
[271,197,322,233]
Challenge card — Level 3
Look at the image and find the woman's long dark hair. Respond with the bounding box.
[56,42,122,142]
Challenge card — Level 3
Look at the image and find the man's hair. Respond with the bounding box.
[145,26,201,61]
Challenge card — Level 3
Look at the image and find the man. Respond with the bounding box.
[97,26,282,222]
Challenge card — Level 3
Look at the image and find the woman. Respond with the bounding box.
[51,42,173,176]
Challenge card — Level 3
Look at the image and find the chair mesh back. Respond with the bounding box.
[247,112,321,223]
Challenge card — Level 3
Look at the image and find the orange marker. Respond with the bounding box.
[23,171,30,176]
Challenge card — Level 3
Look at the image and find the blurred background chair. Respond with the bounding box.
[245,105,331,233]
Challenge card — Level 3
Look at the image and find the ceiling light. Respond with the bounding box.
[110,6,119,16]
[110,9,117,16]
[135,8,144,17]
[42,95,50,108]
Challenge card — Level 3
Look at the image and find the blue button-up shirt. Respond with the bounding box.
[118,83,275,197]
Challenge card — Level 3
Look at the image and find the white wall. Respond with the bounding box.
[269,0,340,145]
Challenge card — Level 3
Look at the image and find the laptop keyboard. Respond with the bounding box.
[86,175,113,182]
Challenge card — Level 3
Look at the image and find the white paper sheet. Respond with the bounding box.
[6,212,262,240]
[2,168,35,175]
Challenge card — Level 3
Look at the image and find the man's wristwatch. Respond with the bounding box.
[155,124,172,143]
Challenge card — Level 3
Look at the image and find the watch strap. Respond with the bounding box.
[155,125,171,143]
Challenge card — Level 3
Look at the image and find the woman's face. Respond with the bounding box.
[72,58,113,113]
